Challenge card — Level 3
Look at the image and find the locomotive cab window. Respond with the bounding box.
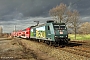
[54,25,59,30]
[60,25,66,30]
[54,24,66,30]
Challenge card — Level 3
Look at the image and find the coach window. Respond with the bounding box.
[26,32,28,34]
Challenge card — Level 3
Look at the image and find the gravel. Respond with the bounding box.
[19,39,90,60]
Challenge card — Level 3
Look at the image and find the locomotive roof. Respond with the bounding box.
[31,22,66,29]
[53,23,65,25]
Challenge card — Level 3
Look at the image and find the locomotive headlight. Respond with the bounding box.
[55,36,57,37]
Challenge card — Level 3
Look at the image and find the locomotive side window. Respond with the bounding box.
[48,26,50,30]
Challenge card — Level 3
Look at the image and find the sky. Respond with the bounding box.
[0,0,90,33]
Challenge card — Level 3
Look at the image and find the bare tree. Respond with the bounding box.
[67,10,80,39]
[49,7,57,21]
[78,22,90,34]
[49,3,67,23]
[49,3,80,39]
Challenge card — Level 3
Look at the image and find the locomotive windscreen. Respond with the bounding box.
[53,24,66,30]
[54,25,59,29]
[60,25,66,29]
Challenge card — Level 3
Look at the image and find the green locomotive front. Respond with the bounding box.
[30,21,70,44]
[53,23,69,43]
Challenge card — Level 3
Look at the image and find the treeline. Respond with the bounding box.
[78,22,90,34]
[0,33,11,37]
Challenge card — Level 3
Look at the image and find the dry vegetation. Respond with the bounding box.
[0,36,90,60]
[18,39,90,60]
[0,38,37,60]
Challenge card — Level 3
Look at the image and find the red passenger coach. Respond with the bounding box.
[11,31,18,37]
[11,31,15,37]
[11,27,31,39]
[21,27,31,38]
[25,27,30,38]
[17,30,22,37]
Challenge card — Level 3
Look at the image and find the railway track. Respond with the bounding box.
[36,40,90,58]
[32,39,90,58]
[70,41,90,47]
[16,38,90,58]
[39,40,90,58]
[58,46,90,58]
[52,41,90,58]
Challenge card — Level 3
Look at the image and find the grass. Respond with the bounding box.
[68,34,90,40]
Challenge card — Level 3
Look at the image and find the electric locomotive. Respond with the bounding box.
[30,20,70,44]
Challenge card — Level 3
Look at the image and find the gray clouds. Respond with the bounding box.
[0,0,90,32]
[0,0,62,20]
[0,0,90,20]
[1,17,52,33]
